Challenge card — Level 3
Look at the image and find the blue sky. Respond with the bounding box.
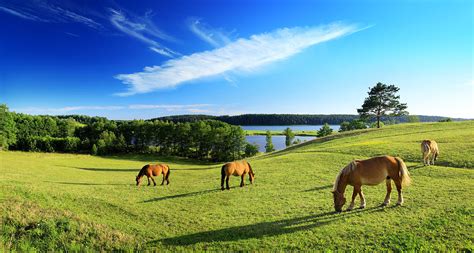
[0,0,472,119]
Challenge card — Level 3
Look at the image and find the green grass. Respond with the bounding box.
[245,129,317,136]
[1,121,473,251]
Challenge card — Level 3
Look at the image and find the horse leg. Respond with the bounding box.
[150,176,157,186]
[395,180,403,206]
[382,179,392,206]
[161,173,165,185]
[147,176,151,186]
[240,174,245,187]
[221,173,225,191]
[347,185,360,211]
[226,175,230,190]
[359,189,366,209]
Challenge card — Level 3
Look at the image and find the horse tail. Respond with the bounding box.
[421,141,429,154]
[433,142,439,161]
[165,165,171,180]
[247,161,254,176]
[395,157,411,186]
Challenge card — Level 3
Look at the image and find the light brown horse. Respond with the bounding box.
[221,161,255,190]
[332,156,411,212]
[136,164,170,186]
[421,140,439,166]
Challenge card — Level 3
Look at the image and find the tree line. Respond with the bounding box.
[0,105,256,162]
[151,114,456,125]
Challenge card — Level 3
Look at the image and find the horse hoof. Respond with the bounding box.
[221,188,225,191]
[359,205,366,209]
[381,203,388,207]
[226,188,230,190]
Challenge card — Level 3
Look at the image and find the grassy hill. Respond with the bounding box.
[1,121,473,251]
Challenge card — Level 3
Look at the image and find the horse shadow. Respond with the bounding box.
[408,164,425,171]
[153,205,391,246]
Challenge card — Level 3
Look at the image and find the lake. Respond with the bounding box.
[242,125,339,152]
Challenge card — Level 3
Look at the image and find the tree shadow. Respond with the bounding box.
[142,188,222,203]
[154,205,389,246]
[172,166,218,171]
[103,154,218,166]
[46,181,130,186]
[302,184,333,192]
[74,167,137,172]
[64,164,218,173]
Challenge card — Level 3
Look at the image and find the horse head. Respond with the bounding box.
[249,171,255,184]
[332,190,346,212]
[135,175,142,186]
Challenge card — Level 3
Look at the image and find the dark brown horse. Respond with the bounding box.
[136,164,170,186]
[221,161,255,190]
[332,156,411,212]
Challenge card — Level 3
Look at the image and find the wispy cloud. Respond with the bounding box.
[0,6,44,21]
[188,18,232,47]
[128,104,212,110]
[0,1,176,56]
[0,1,102,29]
[115,23,367,96]
[109,9,178,57]
[13,104,212,114]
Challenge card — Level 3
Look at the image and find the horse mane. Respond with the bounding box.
[137,164,149,177]
[333,161,356,192]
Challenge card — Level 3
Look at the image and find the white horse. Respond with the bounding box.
[421,140,439,166]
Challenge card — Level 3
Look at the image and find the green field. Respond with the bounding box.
[1,121,473,251]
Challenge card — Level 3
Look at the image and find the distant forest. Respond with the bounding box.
[151,114,459,125]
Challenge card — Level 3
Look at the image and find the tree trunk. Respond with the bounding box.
[377,116,380,128]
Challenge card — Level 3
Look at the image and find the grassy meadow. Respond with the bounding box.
[1,121,473,251]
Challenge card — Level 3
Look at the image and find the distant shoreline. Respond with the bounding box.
[245,130,318,136]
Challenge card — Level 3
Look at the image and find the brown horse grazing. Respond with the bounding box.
[332,156,411,212]
[221,161,255,190]
[421,140,439,166]
[136,164,170,186]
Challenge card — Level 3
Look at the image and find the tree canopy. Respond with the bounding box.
[357,82,408,128]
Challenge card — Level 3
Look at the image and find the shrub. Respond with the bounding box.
[91,144,98,155]
[339,119,367,132]
[244,143,259,157]
[317,123,333,137]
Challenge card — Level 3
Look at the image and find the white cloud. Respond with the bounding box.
[109,9,178,57]
[188,18,232,47]
[13,104,212,114]
[115,23,366,96]
[128,104,212,110]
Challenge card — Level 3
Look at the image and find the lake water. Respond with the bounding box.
[246,135,315,152]
[242,125,339,152]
